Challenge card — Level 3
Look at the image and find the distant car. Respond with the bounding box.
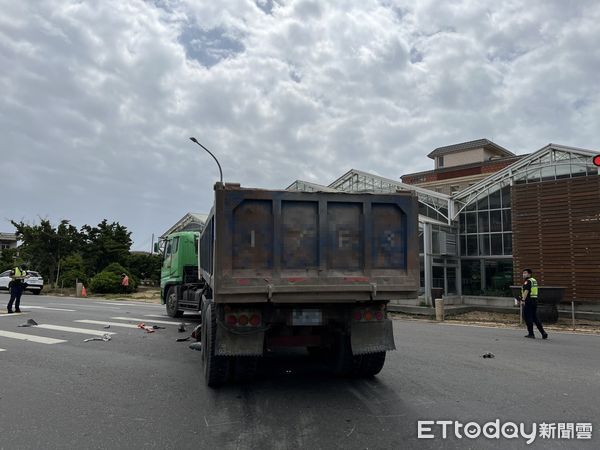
[0,270,44,295]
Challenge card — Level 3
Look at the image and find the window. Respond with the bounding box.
[478,211,489,232]
[163,240,172,260]
[490,210,502,232]
[490,233,503,255]
[479,234,490,255]
[466,213,477,233]
[172,237,179,254]
[438,156,444,168]
[467,235,478,256]
[503,233,513,255]
[488,189,501,209]
[502,210,512,231]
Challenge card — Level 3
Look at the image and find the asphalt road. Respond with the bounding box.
[1,293,598,450]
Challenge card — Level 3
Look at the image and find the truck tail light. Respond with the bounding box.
[226,315,238,326]
[224,308,262,328]
[353,305,386,322]
[249,314,261,326]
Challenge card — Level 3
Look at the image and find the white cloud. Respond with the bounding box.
[0,0,598,248]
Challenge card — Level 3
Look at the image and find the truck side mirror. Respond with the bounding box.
[153,242,160,254]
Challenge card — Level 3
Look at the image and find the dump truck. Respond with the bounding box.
[160,182,419,386]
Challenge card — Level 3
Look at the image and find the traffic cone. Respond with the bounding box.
[81,286,87,297]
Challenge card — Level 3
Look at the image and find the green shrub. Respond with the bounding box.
[60,270,88,289]
[93,262,138,293]
[90,271,122,294]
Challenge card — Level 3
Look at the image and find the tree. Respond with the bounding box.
[80,220,132,276]
[126,252,162,283]
[58,253,88,288]
[0,248,23,273]
[11,219,81,284]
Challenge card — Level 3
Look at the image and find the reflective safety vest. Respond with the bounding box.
[12,267,26,279]
[522,277,538,299]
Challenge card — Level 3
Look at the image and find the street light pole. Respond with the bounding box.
[189,137,223,184]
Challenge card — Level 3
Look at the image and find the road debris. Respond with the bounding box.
[137,323,155,333]
[189,342,202,351]
[84,334,112,342]
[178,323,186,333]
[191,325,202,340]
[176,337,190,342]
[103,325,110,329]
[18,319,38,327]
[152,325,166,330]
[482,352,495,359]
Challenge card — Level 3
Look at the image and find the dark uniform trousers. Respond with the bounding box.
[7,283,24,311]
[522,298,546,336]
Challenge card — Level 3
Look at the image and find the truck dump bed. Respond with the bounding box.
[199,184,419,303]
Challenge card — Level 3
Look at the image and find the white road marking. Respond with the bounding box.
[0,348,5,352]
[0,330,67,344]
[35,324,116,336]
[95,302,162,307]
[20,306,76,312]
[110,317,188,325]
[75,320,139,329]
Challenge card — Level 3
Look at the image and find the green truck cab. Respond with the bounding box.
[159,231,205,317]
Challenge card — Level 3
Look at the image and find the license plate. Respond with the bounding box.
[292,309,322,326]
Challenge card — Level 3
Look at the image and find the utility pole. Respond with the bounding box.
[150,233,154,254]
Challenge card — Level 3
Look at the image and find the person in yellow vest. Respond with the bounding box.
[7,264,29,314]
[521,268,548,339]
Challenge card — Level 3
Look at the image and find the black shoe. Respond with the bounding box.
[15,309,21,313]
[7,309,13,314]
[524,334,535,339]
[542,333,548,339]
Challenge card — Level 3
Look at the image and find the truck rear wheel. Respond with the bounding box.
[355,352,386,377]
[334,335,386,377]
[165,287,183,318]
[202,302,230,387]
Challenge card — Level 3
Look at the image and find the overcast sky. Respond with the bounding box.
[1,0,599,251]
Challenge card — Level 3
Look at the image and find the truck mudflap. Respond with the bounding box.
[215,324,264,356]
[351,319,396,354]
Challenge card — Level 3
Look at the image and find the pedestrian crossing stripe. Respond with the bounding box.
[75,320,139,329]
[0,330,67,344]
[35,324,116,336]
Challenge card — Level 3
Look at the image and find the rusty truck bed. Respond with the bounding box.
[199,184,419,303]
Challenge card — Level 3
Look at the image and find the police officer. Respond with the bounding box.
[521,268,548,339]
[7,264,28,314]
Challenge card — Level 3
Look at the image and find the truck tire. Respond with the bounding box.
[333,334,357,376]
[202,302,230,387]
[355,352,386,377]
[165,287,183,318]
[334,335,386,377]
